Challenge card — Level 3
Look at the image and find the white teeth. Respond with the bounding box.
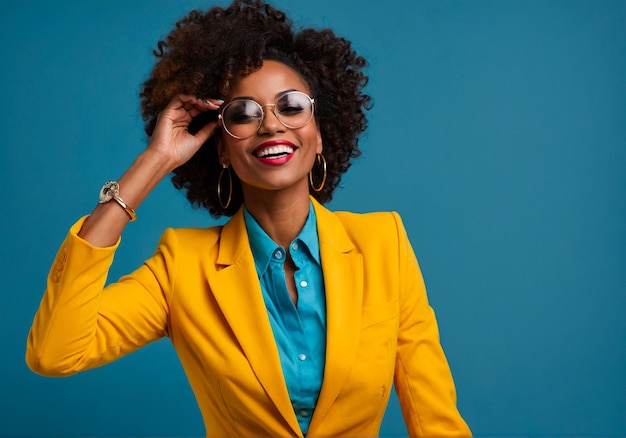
[256,145,294,158]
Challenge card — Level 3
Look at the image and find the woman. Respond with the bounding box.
[26,1,471,436]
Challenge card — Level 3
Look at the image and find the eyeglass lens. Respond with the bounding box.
[221,91,314,139]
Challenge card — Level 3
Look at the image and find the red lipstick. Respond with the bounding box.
[253,140,297,165]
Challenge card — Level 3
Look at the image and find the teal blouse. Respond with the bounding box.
[243,204,327,434]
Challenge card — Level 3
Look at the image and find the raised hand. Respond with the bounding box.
[78,95,223,246]
[148,95,223,171]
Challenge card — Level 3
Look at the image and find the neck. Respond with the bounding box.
[242,184,312,248]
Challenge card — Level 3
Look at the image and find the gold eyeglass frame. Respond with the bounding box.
[218,91,315,139]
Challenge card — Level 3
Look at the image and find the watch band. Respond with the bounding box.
[99,181,137,222]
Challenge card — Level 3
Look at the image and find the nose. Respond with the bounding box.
[257,104,284,135]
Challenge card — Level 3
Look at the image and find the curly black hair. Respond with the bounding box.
[140,0,371,217]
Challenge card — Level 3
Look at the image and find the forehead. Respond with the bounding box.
[228,60,311,100]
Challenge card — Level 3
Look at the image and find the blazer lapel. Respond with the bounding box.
[309,200,364,428]
[210,209,301,435]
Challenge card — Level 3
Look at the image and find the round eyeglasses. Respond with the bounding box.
[218,91,315,139]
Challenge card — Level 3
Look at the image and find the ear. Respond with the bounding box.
[316,128,323,154]
[216,138,230,167]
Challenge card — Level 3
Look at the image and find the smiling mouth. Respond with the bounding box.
[254,145,295,159]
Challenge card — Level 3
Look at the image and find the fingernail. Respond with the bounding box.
[216,99,224,103]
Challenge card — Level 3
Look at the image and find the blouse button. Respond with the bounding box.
[300,280,308,287]
[298,354,307,361]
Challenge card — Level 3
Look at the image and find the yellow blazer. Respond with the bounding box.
[26,199,470,437]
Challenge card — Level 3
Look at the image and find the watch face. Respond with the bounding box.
[99,181,120,203]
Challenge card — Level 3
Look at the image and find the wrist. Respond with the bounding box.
[99,181,137,221]
[136,148,178,178]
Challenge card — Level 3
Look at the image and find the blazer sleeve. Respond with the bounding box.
[391,212,472,437]
[26,216,175,376]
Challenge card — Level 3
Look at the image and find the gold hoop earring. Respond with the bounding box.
[309,153,327,192]
[217,165,232,209]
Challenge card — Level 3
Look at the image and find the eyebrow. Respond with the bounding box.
[231,89,299,102]
[277,89,297,98]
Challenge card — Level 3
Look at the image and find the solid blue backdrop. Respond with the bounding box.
[1,1,625,436]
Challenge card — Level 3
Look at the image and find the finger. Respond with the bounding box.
[187,98,223,118]
[164,94,193,110]
[199,97,224,109]
[181,96,224,119]
[174,95,223,110]
[193,119,220,145]
[158,95,223,128]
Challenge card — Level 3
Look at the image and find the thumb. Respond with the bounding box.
[194,120,220,145]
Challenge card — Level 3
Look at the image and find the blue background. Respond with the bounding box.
[1,1,625,436]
